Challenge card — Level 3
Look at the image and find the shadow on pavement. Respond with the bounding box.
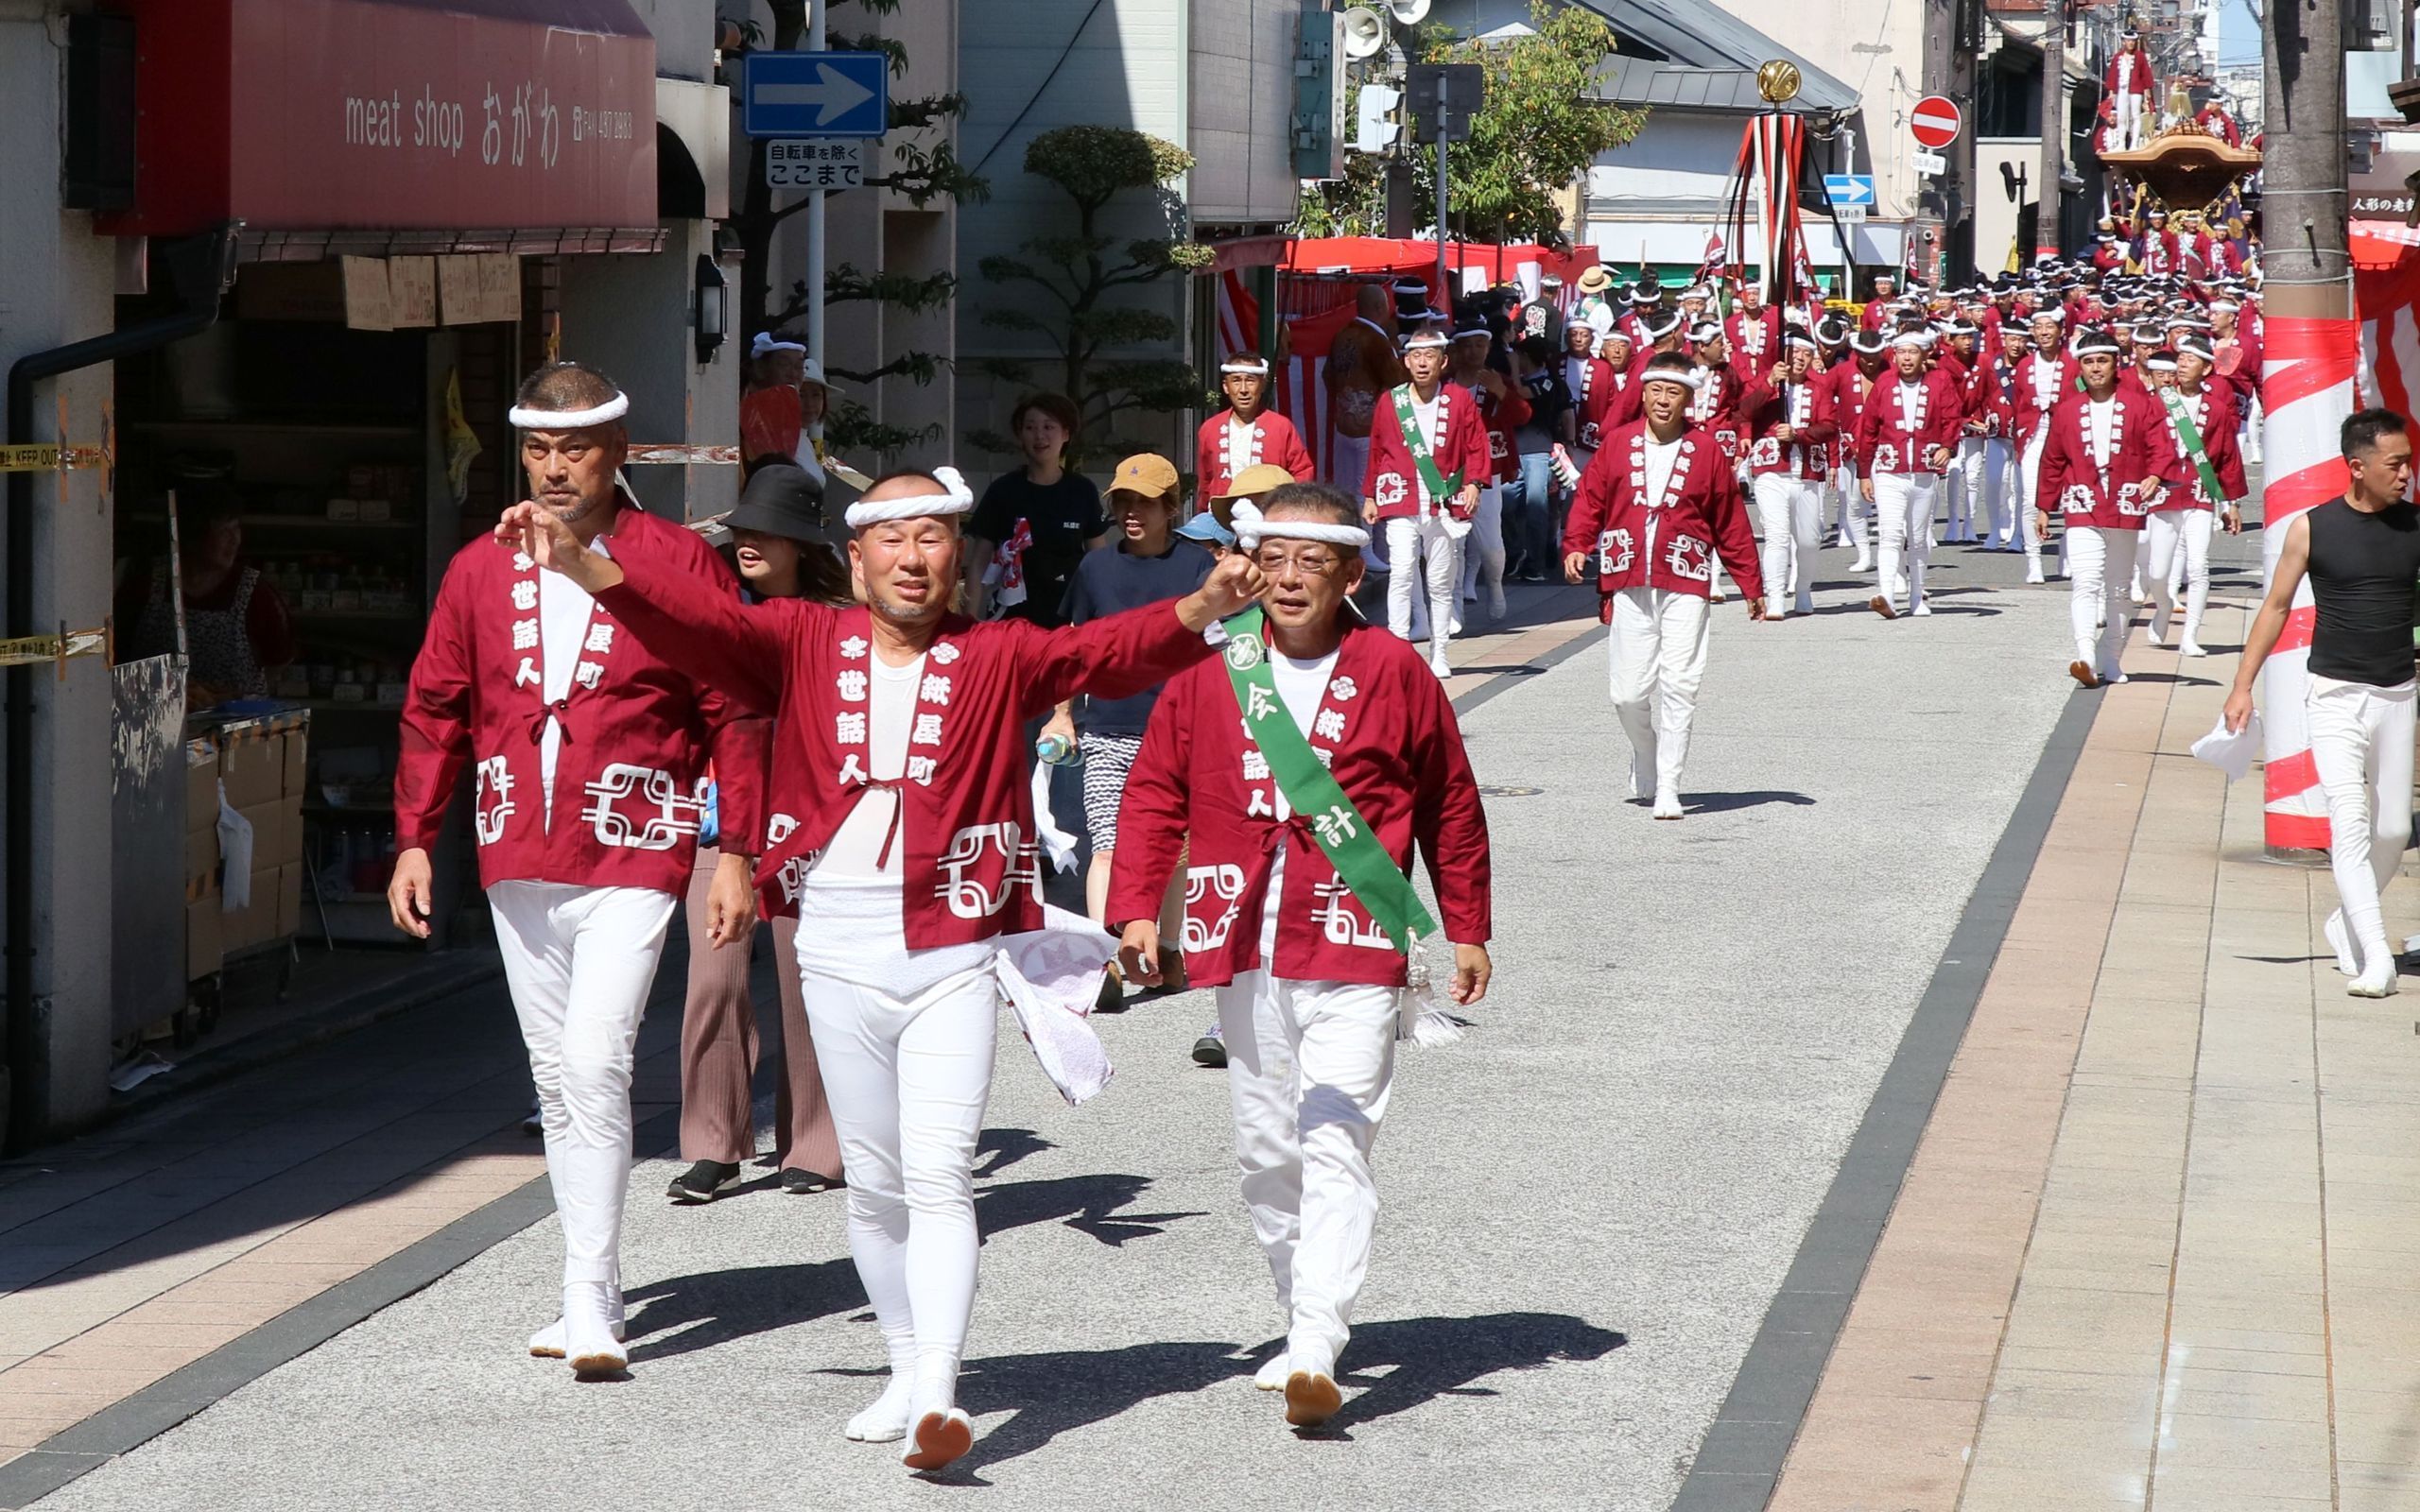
[624,1174,1205,1363]
[937,1311,1627,1474]
[1684,790,1816,815]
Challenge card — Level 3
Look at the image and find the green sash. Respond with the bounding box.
[1220,608,1437,954]
[2159,388,2229,506]
[1392,386,1464,506]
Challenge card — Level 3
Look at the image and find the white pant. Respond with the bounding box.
[1957,437,2008,543]
[2066,524,2139,676]
[1609,586,1712,797]
[489,881,679,1289]
[1459,483,1507,604]
[2115,91,2144,150]
[2240,396,2263,464]
[1833,465,1868,557]
[1217,970,1398,1364]
[2018,431,2050,566]
[800,950,998,1391]
[1386,514,1461,651]
[2142,508,2214,645]
[1871,472,1937,610]
[1753,473,1821,614]
[2308,677,2417,965]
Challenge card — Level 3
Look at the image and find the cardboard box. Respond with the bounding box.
[282,727,309,796]
[219,731,285,809]
[187,895,223,980]
[185,741,220,833]
[222,866,282,952]
[233,794,303,870]
[276,863,302,937]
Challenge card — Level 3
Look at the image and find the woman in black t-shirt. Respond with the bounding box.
[963,391,1110,626]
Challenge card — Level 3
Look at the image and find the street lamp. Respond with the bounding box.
[693,254,728,366]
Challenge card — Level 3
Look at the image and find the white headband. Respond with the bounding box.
[1638,366,1703,392]
[1643,312,1686,340]
[752,333,806,358]
[1891,329,1935,349]
[1403,331,1450,351]
[2072,335,2122,356]
[509,391,631,431]
[843,465,977,530]
[1231,499,1370,551]
[1452,326,1492,341]
[1220,357,1271,375]
[1783,331,1818,351]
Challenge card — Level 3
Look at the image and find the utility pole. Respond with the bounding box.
[2254,0,2354,857]
[1435,71,1451,303]
[2035,0,2066,263]
[806,1,827,369]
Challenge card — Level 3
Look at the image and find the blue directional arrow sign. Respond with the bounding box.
[744,51,889,139]
[1824,174,1877,209]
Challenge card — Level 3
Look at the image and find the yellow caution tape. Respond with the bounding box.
[0,445,109,472]
[0,629,107,667]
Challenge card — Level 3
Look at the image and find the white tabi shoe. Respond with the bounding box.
[1851,552,1873,573]
[1284,1347,1343,1429]
[2024,564,2046,585]
[1910,598,1933,617]
[1630,751,1656,801]
[2178,641,2210,658]
[2349,958,2401,999]
[902,1383,974,1472]
[2100,668,2130,686]
[1487,584,1507,620]
[1253,1352,1293,1391]
[529,1287,625,1358]
[846,1373,916,1444]
[1765,595,1789,621]
[2325,910,2361,977]
[1428,649,1452,680]
[562,1282,628,1378]
[1794,590,1814,616]
[1651,788,1684,820]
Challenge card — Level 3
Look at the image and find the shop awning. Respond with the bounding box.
[98,0,660,249]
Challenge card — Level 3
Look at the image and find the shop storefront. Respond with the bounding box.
[94,0,667,1059]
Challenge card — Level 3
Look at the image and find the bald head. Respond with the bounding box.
[1357,284,1391,320]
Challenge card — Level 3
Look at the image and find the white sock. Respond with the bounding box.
[847,1339,920,1442]
[1253,1351,1293,1390]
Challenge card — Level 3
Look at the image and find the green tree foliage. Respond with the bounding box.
[971,126,1214,460]
[1294,2,1646,244]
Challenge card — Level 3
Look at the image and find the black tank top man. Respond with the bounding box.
[2306,498,2420,688]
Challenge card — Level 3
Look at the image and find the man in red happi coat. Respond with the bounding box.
[1196,352,1315,505]
[1362,328,1492,676]
[499,467,1264,1469]
[2010,307,2077,583]
[1813,326,1888,570]
[1853,326,1964,618]
[2031,328,2180,687]
[1110,482,1492,1431]
[2143,334,2246,656]
[1562,353,1765,819]
[392,362,769,1379]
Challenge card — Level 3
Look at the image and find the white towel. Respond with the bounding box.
[994,905,1118,1106]
[2189,711,2261,782]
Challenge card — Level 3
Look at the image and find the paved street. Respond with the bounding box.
[5,536,2089,1510]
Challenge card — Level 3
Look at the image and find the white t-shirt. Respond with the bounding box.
[1225,415,1257,477]
[1642,436,1685,504]
[811,651,924,880]
[1255,647,1342,962]
[1409,390,1445,510]
[1895,379,1926,433]
[2086,397,2118,471]
[538,534,613,819]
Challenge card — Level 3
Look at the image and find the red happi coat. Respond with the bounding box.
[2105,46,2155,100]
[1106,623,1492,988]
[1562,420,1765,603]
[2010,352,2078,445]
[1685,364,1749,460]
[2152,383,2247,509]
[1725,308,1782,369]
[1461,373,1531,485]
[1365,381,1493,523]
[2035,390,2179,529]
[1853,370,1964,476]
[395,498,769,896]
[592,556,1214,944]
[1195,408,1315,504]
[1948,350,2004,438]
[1567,354,1619,451]
[1812,358,1879,476]
[2135,229,2181,276]
[1742,372,1835,480]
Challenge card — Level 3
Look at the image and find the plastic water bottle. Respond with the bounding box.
[1036,732,1079,767]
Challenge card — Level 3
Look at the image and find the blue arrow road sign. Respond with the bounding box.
[1824,174,1876,209]
[745,52,889,138]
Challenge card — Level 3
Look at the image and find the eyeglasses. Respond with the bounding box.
[1252,548,1343,576]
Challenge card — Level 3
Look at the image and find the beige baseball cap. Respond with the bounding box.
[1210,462,1299,528]
[1108,453,1181,501]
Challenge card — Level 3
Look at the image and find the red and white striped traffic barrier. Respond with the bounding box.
[2257,315,2360,851]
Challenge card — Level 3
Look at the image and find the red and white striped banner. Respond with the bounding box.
[2261,288,2375,850]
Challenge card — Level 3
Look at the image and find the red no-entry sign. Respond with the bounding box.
[1910,95,1962,149]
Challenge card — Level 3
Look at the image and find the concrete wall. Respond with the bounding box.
[0,0,130,1138]
[956,0,1188,474]
[1587,112,1747,210]
[559,216,740,523]
[1188,0,1303,225]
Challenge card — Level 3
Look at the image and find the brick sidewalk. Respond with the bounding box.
[1768,586,2420,1510]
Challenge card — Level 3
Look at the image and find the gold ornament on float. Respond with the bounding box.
[1757,60,1802,105]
